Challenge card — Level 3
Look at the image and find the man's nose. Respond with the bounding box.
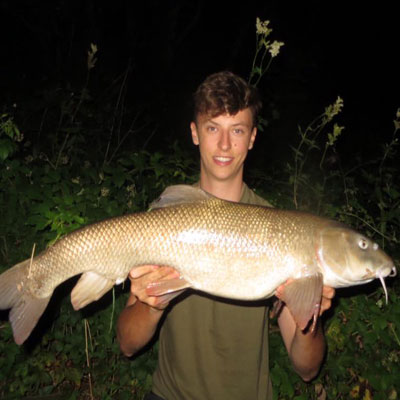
[218,130,231,151]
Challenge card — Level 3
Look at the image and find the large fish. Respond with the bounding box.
[0,185,396,344]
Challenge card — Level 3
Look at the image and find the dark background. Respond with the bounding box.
[0,0,398,166]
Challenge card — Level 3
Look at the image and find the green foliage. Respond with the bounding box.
[0,51,197,397]
[269,280,400,400]
[0,137,197,398]
[0,112,22,161]
[289,96,345,211]
[265,108,400,400]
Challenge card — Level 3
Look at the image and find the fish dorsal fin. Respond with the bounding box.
[149,185,212,210]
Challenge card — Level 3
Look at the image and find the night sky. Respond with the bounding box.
[0,0,398,165]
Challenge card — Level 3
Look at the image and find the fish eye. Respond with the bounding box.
[358,238,369,250]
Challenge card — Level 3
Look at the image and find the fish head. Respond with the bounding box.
[317,225,396,299]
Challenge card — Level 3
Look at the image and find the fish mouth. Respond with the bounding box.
[389,266,397,277]
[376,265,397,304]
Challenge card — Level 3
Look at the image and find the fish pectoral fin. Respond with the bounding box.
[146,277,191,299]
[71,272,116,310]
[275,273,323,331]
[149,185,212,210]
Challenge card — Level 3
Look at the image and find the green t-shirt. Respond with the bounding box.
[152,183,273,400]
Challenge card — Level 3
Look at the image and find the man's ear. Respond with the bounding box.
[190,122,199,145]
[248,127,257,150]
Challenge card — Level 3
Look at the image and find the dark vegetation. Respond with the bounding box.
[0,1,399,399]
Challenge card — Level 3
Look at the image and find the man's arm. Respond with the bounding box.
[277,285,335,381]
[116,265,179,357]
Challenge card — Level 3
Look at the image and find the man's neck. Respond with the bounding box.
[199,173,244,202]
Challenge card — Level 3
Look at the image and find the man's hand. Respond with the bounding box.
[128,265,180,310]
[117,265,180,356]
[320,285,335,315]
[277,283,336,381]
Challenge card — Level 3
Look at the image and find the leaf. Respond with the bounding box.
[65,367,82,386]
[113,171,126,188]
[26,214,51,230]
[0,138,15,161]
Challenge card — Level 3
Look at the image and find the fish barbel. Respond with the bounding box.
[0,185,396,344]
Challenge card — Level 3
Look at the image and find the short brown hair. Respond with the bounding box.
[193,71,262,126]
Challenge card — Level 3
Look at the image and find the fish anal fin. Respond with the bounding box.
[276,273,323,331]
[149,185,212,210]
[146,277,192,299]
[71,271,116,310]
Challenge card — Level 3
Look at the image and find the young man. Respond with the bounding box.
[117,71,335,400]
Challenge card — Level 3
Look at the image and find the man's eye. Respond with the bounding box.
[207,126,217,132]
[233,128,244,134]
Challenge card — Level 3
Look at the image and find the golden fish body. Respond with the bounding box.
[0,185,395,344]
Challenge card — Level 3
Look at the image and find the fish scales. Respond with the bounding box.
[0,184,395,344]
[10,200,320,300]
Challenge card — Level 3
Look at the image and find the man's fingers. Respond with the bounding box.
[128,265,181,309]
[129,265,159,279]
[320,286,335,315]
[129,265,179,280]
[322,286,335,299]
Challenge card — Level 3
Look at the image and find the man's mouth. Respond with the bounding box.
[213,156,233,165]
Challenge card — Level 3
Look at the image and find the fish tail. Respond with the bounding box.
[0,259,51,345]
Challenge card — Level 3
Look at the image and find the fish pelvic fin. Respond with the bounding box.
[149,185,212,210]
[146,276,192,298]
[145,277,192,305]
[275,272,323,331]
[71,271,117,310]
[0,259,51,345]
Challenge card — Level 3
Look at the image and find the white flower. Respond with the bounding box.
[256,18,272,36]
[101,187,110,197]
[87,43,98,70]
[325,97,344,121]
[268,41,285,57]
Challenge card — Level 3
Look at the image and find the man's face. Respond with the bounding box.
[190,108,257,183]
